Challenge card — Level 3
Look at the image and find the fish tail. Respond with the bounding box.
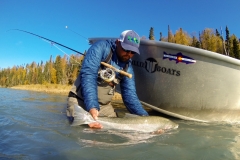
[71,105,95,126]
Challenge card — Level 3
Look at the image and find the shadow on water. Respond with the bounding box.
[76,127,179,149]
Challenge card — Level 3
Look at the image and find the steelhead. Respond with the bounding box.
[71,105,178,133]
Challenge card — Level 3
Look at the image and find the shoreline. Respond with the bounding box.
[10,84,71,95]
[10,84,123,100]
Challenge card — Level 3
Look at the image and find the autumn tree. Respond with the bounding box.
[174,28,192,46]
[30,62,38,84]
[50,67,57,84]
[55,55,63,84]
[200,28,222,53]
[43,61,50,84]
[37,61,44,84]
[61,55,68,85]
[214,28,224,54]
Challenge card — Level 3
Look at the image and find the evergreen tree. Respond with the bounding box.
[225,26,230,56]
[196,41,201,48]
[167,25,175,43]
[149,27,155,40]
[215,29,220,37]
[232,36,240,59]
[199,31,202,48]
[191,36,200,48]
[159,32,162,41]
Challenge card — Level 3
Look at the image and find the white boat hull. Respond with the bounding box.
[133,40,240,122]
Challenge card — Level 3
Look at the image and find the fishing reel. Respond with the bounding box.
[99,68,116,82]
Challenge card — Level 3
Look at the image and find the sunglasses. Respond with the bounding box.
[121,45,136,55]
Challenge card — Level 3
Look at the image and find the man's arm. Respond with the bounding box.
[80,40,110,112]
[120,65,149,116]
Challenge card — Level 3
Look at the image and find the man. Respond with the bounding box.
[67,30,148,129]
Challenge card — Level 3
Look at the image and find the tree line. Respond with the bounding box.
[0,53,84,87]
[148,25,240,59]
[0,26,240,87]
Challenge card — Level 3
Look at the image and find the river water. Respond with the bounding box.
[0,88,240,160]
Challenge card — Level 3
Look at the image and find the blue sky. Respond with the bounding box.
[1,0,240,69]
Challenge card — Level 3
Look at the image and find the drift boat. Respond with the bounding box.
[89,38,240,123]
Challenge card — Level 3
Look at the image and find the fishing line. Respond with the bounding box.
[65,26,88,42]
[41,39,81,65]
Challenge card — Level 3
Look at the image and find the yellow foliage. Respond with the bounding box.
[200,28,222,52]
[174,28,192,46]
[50,68,57,84]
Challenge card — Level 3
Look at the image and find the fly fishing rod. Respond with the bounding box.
[8,29,84,55]
[9,29,132,79]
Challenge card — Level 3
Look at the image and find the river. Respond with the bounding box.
[0,88,240,160]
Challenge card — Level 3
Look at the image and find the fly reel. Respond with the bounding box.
[99,68,116,82]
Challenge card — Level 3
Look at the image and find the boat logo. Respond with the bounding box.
[145,58,158,73]
[132,58,181,76]
[163,52,196,64]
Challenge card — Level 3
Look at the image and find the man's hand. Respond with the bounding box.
[88,108,103,129]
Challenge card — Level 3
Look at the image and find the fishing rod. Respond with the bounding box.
[9,29,132,79]
[8,29,84,55]
[100,62,132,78]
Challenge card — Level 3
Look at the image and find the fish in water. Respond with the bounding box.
[71,105,178,133]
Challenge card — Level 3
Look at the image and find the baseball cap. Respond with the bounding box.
[119,30,140,55]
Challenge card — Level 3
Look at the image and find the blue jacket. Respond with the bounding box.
[80,39,148,116]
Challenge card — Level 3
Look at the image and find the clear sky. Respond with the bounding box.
[1,0,240,69]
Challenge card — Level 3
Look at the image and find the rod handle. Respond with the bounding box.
[101,62,132,78]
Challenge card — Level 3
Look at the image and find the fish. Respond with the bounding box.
[71,105,179,133]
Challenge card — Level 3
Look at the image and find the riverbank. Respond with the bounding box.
[10,84,122,100]
[11,84,72,94]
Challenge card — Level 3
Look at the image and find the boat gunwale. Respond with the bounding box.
[88,37,240,66]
